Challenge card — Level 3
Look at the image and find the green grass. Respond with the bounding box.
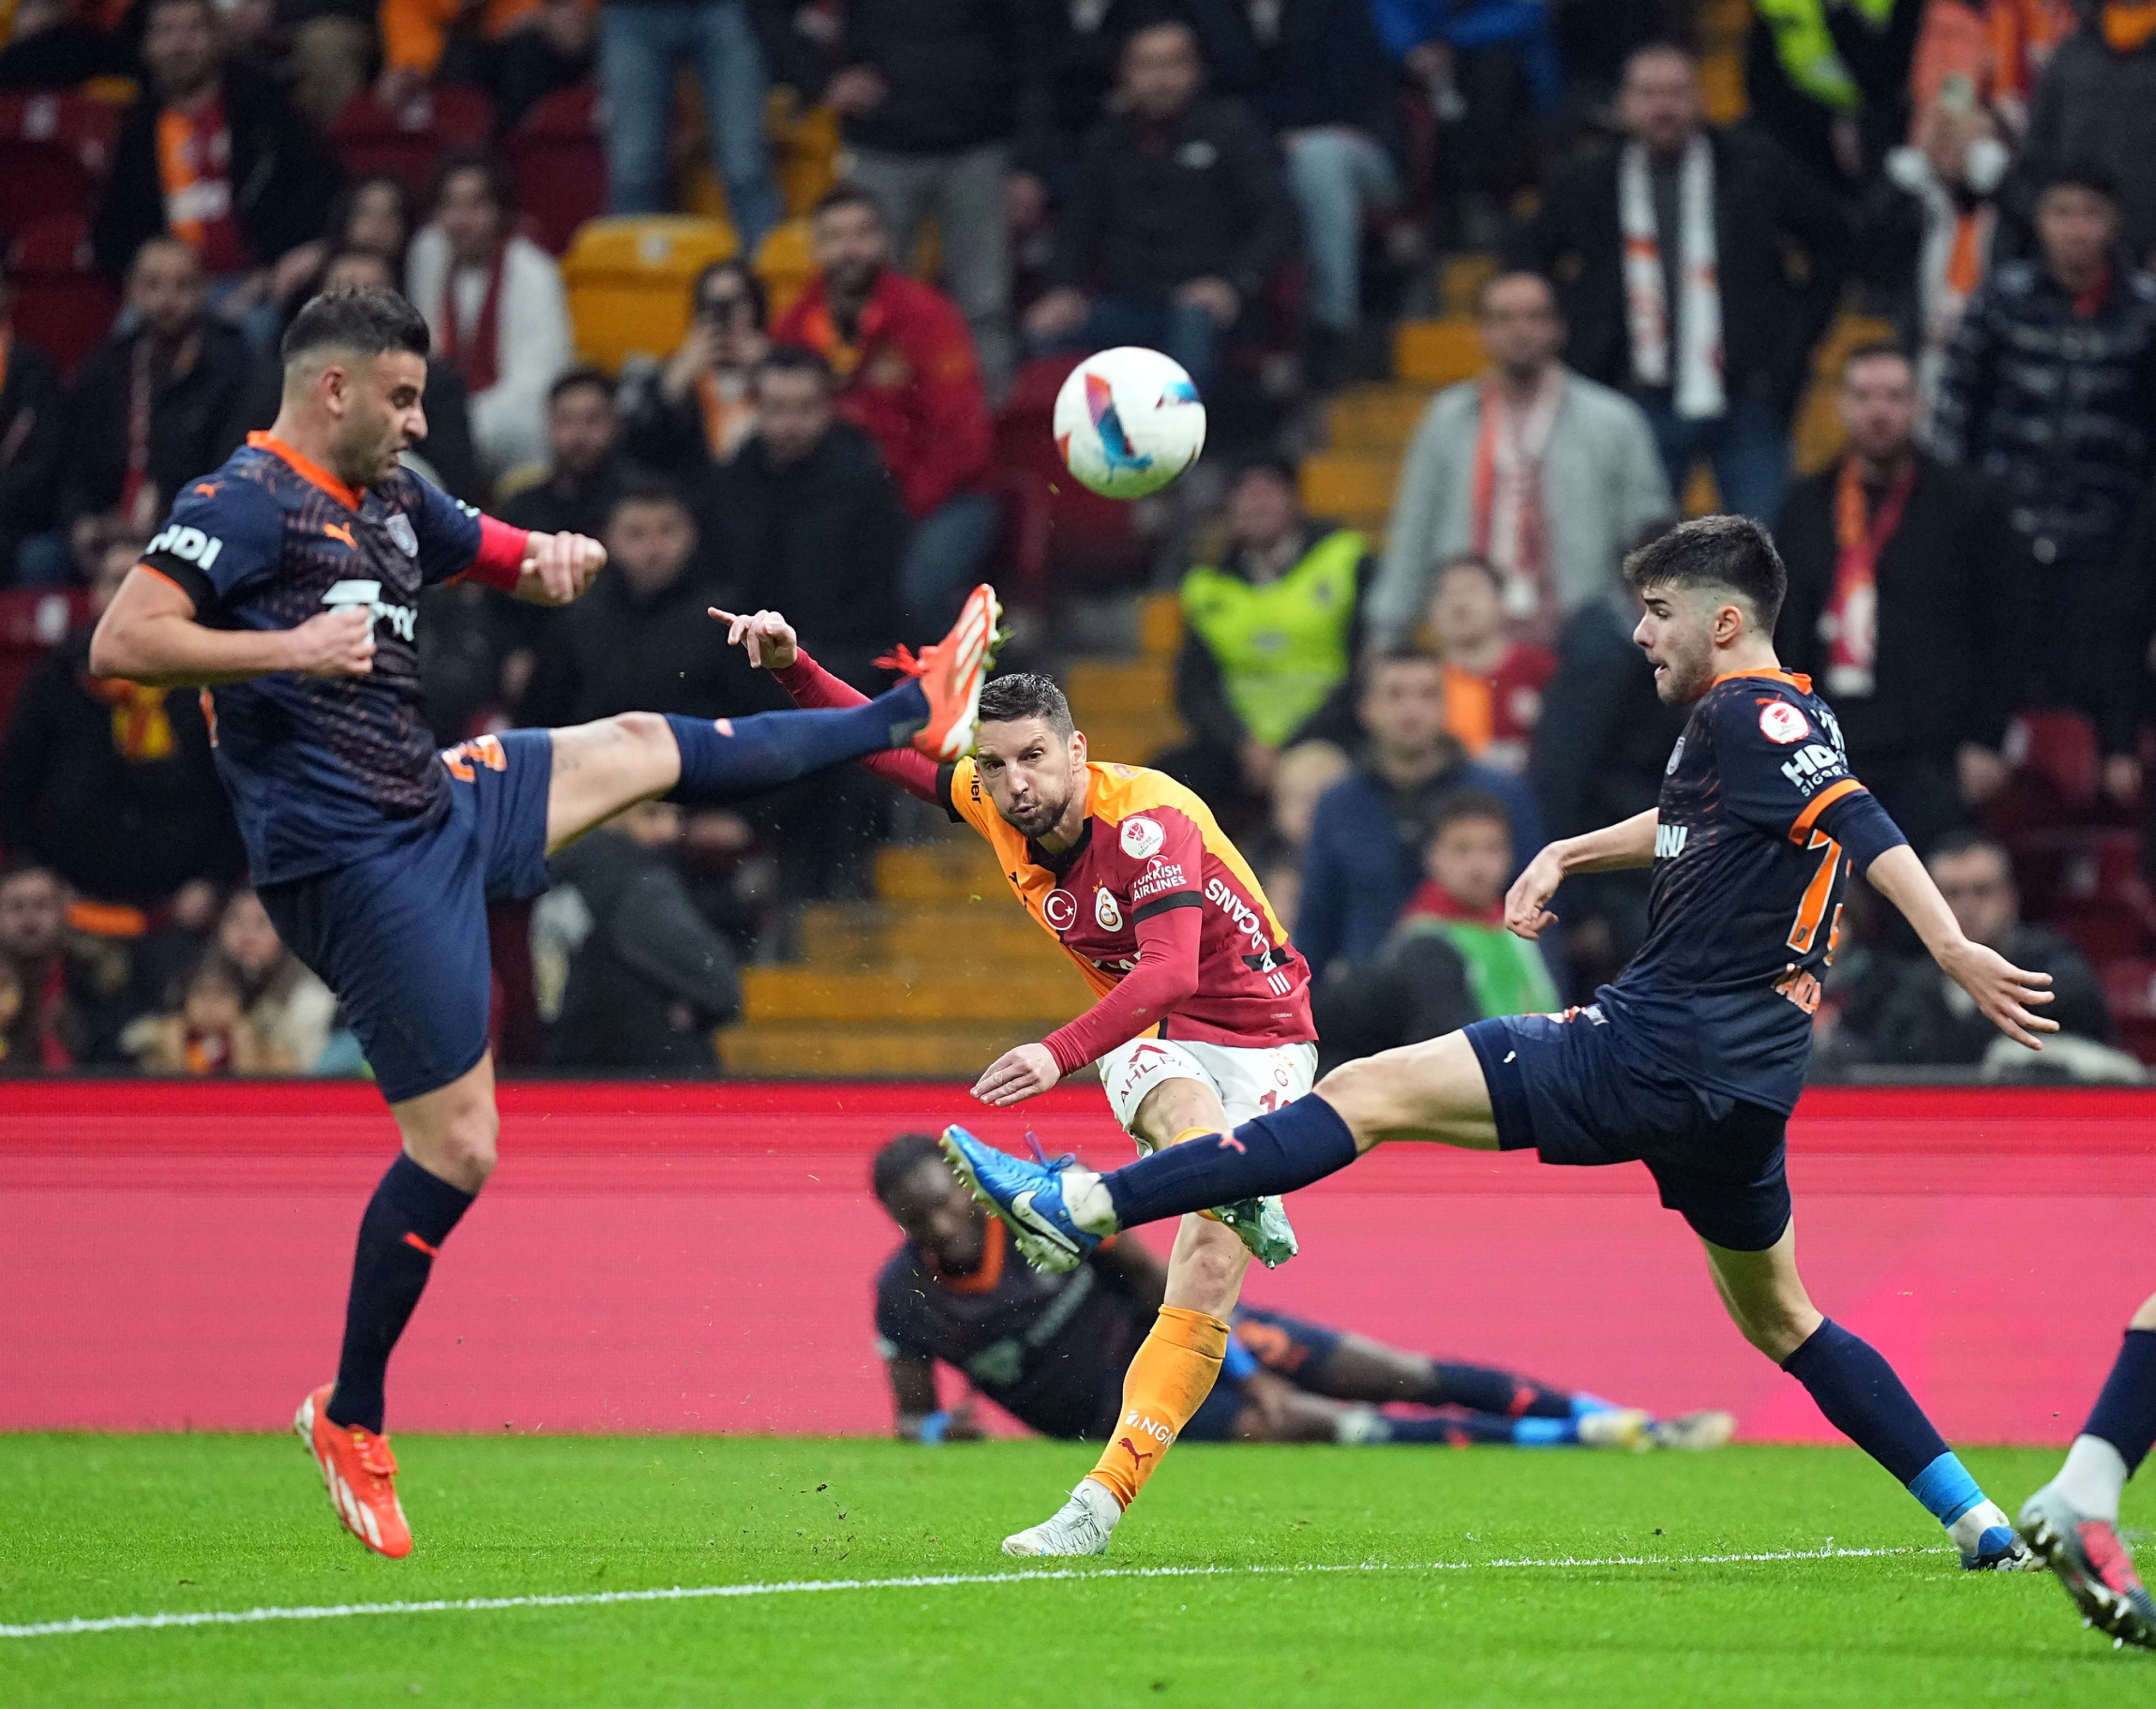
[0,1437,2145,1706]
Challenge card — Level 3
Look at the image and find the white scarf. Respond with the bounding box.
[1485,371,1563,615]
[1619,135,1725,421]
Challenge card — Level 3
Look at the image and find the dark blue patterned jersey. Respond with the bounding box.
[139,434,485,885]
[1597,669,1878,1113]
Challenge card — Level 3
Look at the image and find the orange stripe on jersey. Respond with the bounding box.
[1786,829,1841,955]
[1789,777,1862,843]
[246,431,365,512]
[1712,667,1815,693]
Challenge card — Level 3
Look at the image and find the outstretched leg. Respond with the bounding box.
[1705,1225,2029,1570]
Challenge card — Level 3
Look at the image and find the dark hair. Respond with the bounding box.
[754,343,834,392]
[1432,551,1504,594]
[548,365,613,408]
[691,257,767,329]
[280,285,431,366]
[813,183,886,225]
[1622,513,1786,634]
[607,472,691,521]
[1476,268,1560,315]
[871,1132,946,1204]
[977,672,1075,738]
[1428,787,1513,845]
[430,147,512,218]
[1356,643,1442,696]
[1123,12,1202,61]
[1231,454,1298,491]
[2039,158,2122,206]
[1841,339,1913,377]
[1927,828,2013,871]
[144,0,214,23]
[1623,37,1699,74]
[326,174,412,259]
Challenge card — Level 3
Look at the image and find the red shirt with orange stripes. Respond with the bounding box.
[1597,668,1902,1114]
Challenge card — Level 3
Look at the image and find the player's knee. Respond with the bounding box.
[428,1106,500,1191]
[607,709,675,757]
[1729,1294,1819,1363]
[1312,1055,1391,1142]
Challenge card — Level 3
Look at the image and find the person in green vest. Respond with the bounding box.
[1748,0,1918,188]
[1156,458,1371,836]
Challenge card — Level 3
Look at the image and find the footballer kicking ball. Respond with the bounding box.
[1052,346,1206,499]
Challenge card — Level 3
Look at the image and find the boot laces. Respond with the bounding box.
[1024,1130,1077,1171]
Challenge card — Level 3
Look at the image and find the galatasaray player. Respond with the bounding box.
[722,606,1314,1557]
[88,286,999,1558]
[947,516,2057,1571]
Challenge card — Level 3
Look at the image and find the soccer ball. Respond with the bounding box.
[1052,347,1206,499]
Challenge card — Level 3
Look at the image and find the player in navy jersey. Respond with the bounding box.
[945,515,2060,1571]
[87,286,1000,1558]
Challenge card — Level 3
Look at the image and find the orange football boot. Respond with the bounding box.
[294,1383,413,1558]
[881,583,1002,762]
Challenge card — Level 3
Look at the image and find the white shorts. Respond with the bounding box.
[1096,1035,1320,1143]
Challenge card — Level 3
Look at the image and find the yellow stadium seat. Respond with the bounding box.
[1393,318,1485,388]
[754,219,817,320]
[562,216,736,375]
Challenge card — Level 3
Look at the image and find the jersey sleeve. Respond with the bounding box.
[403,474,486,586]
[1123,805,1205,922]
[873,1262,935,1362]
[946,756,1000,842]
[1710,688,1870,846]
[139,479,284,615]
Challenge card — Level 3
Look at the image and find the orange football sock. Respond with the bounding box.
[1085,1304,1230,1508]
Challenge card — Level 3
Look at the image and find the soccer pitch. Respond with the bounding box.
[2,1438,2143,1706]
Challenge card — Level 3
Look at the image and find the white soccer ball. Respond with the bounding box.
[1052,346,1206,499]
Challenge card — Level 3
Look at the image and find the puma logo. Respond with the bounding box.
[1117,1437,1157,1470]
[323,522,356,549]
[1216,1134,1246,1154]
[191,482,218,497]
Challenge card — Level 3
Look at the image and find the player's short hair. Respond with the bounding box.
[754,343,834,391]
[871,1133,947,1204]
[1623,514,1787,634]
[2038,157,2122,206]
[1428,787,1512,845]
[607,472,691,522]
[548,366,613,409]
[813,183,885,226]
[280,285,431,367]
[1841,339,1913,378]
[1432,551,1504,594]
[1925,828,2013,872]
[977,672,1075,738]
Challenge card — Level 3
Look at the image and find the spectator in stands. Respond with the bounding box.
[1774,344,2029,854]
[0,0,137,90]
[598,0,781,247]
[1373,269,1670,646]
[1024,17,1296,401]
[284,0,377,128]
[62,237,252,554]
[1907,0,2074,144]
[1858,90,2013,418]
[0,252,68,587]
[1825,831,2116,1069]
[773,186,995,631]
[707,345,906,687]
[91,0,341,345]
[121,950,284,1074]
[2021,2,2156,261]
[543,798,742,1073]
[1234,0,1399,387]
[1250,736,1350,936]
[1371,0,1560,250]
[0,860,120,1068]
[212,886,338,1071]
[0,534,242,910]
[378,0,597,124]
[501,368,628,542]
[624,258,768,484]
[808,0,1025,397]
[1155,458,1368,832]
[324,175,416,275]
[1294,646,1544,984]
[1743,0,1920,193]
[1511,41,1849,524]
[406,151,573,481]
[1931,160,2156,737]
[520,475,744,727]
[1425,552,1554,775]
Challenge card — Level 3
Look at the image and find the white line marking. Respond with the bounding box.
[0,1546,1933,1641]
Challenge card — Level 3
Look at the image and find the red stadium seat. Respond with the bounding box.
[995,354,1150,596]
[2004,708,2099,805]
[0,91,118,240]
[504,86,607,255]
[328,85,494,199]
[2098,955,2156,1064]
[0,586,91,731]
[7,213,119,375]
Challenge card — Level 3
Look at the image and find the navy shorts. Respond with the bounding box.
[1179,1307,1347,1443]
[1463,1005,1793,1253]
[258,731,554,1104]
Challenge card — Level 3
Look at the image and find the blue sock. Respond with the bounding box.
[326,1154,474,1433]
[663,679,927,804]
[1781,1320,1971,1514]
[2084,1328,2156,1473]
[1099,1095,1359,1230]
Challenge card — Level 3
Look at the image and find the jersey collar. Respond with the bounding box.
[1026,815,1093,878]
[246,431,366,512]
[1710,666,1813,693]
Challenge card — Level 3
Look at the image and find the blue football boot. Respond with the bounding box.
[939,1125,1101,1274]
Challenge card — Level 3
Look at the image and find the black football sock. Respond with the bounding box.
[663,681,927,804]
[1418,1362,1573,1419]
[325,1154,475,1433]
[1097,1095,1359,1231]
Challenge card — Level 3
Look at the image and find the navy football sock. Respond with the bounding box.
[663,680,927,804]
[1099,1095,1359,1231]
[1420,1362,1573,1419]
[1781,1320,1980,1522]
[2084,1328,2156,1473]
[325,1155,474,1434]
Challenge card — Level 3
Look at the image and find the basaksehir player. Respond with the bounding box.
[2018,1292,2156,1648]
[721,606,1314,1557]
[87,285,1000,1559]
[945,514,2057,1572]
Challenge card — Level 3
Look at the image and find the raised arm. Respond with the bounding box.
[1863,843,2057,1051]
[1503,808,1658,939]
[90,566,376,687]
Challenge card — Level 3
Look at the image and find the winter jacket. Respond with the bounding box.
[2022,9,2156,258]
[818,0,1030,155]
[60,318,253,525]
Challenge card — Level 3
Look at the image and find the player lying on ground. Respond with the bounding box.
[2019,1291,2156,1648]
[944,515,2057,1572]
[722,606,1313,1557]
[872,1132,1735,1452]
[87,284,1001,1560]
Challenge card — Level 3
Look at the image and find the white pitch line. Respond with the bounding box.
[0,1546,1931,1641]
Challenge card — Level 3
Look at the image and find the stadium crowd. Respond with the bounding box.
[0,0,2151,1081]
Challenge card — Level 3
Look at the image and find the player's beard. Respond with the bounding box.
[1002,783,1072,842]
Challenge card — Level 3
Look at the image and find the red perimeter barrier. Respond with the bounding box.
[3,1082,2151,1443]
